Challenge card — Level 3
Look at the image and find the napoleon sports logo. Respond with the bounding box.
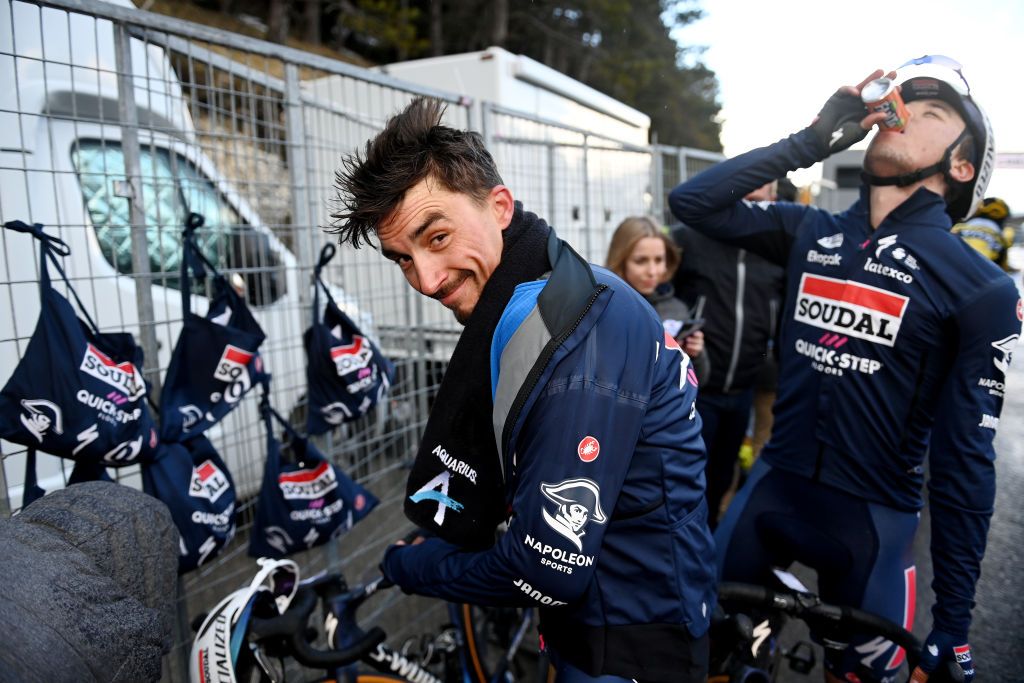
[80,343,146,400]
[991,334,1018,375]
[278,461,339,500]
[540,478,607,551]
[19,399,63,442]
[794,274,909,347]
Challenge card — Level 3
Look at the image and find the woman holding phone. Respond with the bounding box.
[606,216,709,383]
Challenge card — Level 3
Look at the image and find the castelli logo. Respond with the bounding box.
[577,436,600,462]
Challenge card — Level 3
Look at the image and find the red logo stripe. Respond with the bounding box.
[886,566,917,670]
[801,275,907,317]
[87,343,136,375]
[331,336,365,359]
[196,461,217,481]
[904,566,916,630]
[223,345,254,365]
[278,461,330,483]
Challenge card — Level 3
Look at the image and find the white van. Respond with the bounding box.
[0,0,363,509]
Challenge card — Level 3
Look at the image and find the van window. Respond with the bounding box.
[70,140,285,306]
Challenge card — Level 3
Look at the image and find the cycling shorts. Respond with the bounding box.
[715,461,919,682]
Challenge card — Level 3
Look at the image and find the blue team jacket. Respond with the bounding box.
[669,128,1022,639]
[384,232,716,680]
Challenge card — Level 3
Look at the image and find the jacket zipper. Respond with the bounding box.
[502,285,608,481]
[723,250,746,392]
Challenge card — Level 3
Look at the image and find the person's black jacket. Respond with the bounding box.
[671,225,784,395]
[645,283,711,384]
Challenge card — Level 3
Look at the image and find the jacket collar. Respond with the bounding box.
[856,184,953,232]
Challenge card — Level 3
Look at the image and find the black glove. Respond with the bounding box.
[806,90,870,157]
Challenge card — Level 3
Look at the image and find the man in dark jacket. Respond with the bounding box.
[669,57,1015,683]
[330,97,715,682]
[672,181,785,527]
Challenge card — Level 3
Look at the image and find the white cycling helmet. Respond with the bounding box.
[190,558,299,683]
[862,55,995,222]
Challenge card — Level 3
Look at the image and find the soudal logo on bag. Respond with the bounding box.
[278,462,339,500]
[190,459,230,502]
[213,345,254,384]
[794,274,909,347]
[331,335,373,376]
[80,343,146,400]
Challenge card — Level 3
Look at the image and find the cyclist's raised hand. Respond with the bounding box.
[807,69,895,156]
[910,629,973,682]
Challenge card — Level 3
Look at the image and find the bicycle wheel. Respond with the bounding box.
[309,676,407,683]
[459,604,543,683]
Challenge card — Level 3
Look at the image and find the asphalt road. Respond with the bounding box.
[773,279,1024,682]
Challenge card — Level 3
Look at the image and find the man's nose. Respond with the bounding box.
[412,256,446,297]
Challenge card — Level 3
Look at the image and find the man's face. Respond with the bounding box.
[565,503,589,532]
[865,98,971,179]
[378,178,512,324]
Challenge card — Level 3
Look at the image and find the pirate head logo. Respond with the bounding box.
[262,526,294,555]
[539,478,607,551]
[179,405,204,432]
[320,401,353,425]
[992,334,1018,375]
[20,399,63,443]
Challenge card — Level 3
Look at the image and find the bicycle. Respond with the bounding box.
[193,561,966,683]
[709,570,966,683]
[189,558,543,683]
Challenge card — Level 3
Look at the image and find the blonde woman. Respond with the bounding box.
[606,216,709,383]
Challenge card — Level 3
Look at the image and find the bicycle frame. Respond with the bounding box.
[327,576,537,683]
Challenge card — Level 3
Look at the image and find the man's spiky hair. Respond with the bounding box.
[329,97,504,248]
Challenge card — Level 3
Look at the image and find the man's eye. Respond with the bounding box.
[431,233,448,247]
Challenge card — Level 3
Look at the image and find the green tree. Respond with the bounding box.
[499,0,721,149]
[184,0,720,149]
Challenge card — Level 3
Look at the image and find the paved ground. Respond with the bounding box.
[776,281,1024,682]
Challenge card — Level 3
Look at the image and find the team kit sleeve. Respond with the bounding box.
[668,129,826,266]
[382,344,652,608]
[926,278,1022,638]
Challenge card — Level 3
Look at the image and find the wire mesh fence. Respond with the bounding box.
[0,0,722,677]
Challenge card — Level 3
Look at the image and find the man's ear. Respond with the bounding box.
[490,185,515,230]
[950,147,976,184]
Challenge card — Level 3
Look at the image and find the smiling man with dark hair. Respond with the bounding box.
[331,97,716,682]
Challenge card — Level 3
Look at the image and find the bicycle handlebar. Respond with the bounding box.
[248,579,386,669]
[717,583,965,683]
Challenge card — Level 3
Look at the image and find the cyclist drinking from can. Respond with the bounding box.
[669,55,1018,683]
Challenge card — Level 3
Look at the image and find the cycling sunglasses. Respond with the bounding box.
[897,54,971,96]
[251,557,301,614]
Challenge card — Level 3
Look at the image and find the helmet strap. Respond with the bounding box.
[861,127,970,188]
